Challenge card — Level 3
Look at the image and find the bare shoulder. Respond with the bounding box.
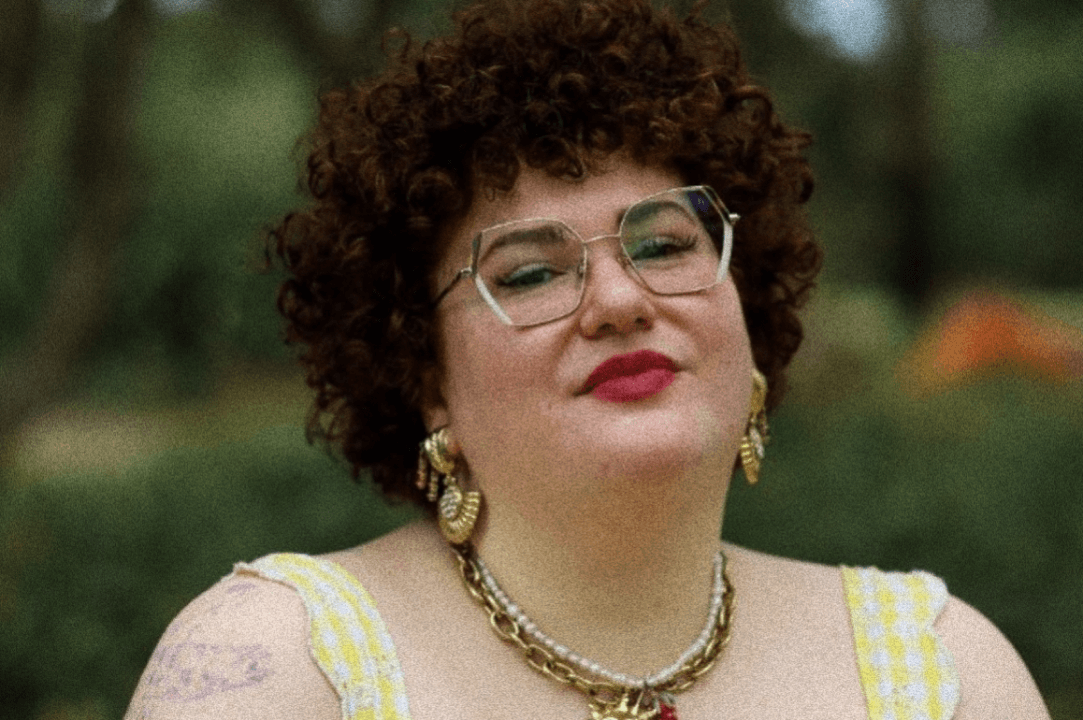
[321,520,454,602]
[722,542,845,598]
[124,571,339,720]
[937,594,1051,719]
[717,544,869,719]
[721,544,858,653]
[718,547,1051,719]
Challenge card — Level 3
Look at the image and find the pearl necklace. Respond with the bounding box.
[473,551,726,687]
[454,544,733,720]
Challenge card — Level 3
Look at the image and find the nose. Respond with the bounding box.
[576,234,656,337]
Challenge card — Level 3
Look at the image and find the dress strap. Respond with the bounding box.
[841,566,960,720]
[232,553,412,720]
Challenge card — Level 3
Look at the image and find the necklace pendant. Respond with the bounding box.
[589,692,662,720]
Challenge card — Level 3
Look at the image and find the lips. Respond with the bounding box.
[581,350,678,402]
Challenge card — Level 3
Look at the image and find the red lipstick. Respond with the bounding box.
[582,350,678,403]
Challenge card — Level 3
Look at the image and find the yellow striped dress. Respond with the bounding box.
[842,566,961,720]
[233,554,960,720]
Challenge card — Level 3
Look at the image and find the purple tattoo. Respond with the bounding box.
[142,642,273,702]
[224,582,258,598]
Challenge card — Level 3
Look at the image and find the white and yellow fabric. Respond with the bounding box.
[232,553,412,720]
[842,566,961,720]
[233,553,960,720]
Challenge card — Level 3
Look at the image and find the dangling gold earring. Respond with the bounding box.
[739,369,769,485]
[417,428,483,545]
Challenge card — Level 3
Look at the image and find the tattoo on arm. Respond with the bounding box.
[127,580,279,716]
[140,641,275,702]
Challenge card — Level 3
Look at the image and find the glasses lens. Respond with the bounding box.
[620,188,726,295]
[475,220,585,325]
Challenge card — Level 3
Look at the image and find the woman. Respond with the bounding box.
[125,1,1049,718]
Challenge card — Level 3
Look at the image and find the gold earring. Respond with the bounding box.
[739,369,769,485]
[418,428,483,545]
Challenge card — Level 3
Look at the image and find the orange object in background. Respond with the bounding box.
[898,291,1083,395]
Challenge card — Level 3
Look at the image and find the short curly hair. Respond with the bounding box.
[269,0,822,507]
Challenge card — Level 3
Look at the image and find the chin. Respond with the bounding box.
[595,448,703,484]
[572,417,715,483]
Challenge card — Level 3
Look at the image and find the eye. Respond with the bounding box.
[497,263,562,290]
[626,234,698,262]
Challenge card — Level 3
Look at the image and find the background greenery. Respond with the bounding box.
[1,0,1080,718]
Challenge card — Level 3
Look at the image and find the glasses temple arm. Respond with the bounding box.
[432,267,472,308]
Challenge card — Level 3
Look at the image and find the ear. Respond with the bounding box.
[421,400,450,435]
[420,395,462,458]
[419,365,450,433]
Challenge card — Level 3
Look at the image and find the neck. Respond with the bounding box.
[468,461,731,678]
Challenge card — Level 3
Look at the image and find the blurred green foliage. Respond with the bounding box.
[1,425,418,720]
[1,11,313,396]
[929,13,1083,286]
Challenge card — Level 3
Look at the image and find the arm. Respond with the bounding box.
[938,595,1051,720]
[124,575,340,720]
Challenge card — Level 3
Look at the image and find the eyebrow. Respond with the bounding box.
[622,198,694,226]
[477,224,570,263]
[473,195,697,261]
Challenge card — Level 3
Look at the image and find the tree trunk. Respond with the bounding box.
[0,0,42,197]
[883,0,937,310]
[0,0,152,463]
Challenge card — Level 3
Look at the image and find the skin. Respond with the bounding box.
[124,159,1051,720]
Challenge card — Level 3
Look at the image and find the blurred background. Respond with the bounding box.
[1,0,1080,717]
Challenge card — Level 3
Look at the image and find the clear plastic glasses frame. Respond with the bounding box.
[432,185,738,327]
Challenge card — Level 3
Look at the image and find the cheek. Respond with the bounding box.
[443,342,552,489]
[696,284,755,434]
[440,315,549,441]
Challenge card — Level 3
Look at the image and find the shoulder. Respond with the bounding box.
[721,544,850,630]
[124,565,340,720]
[717,544,870,717]
[830,561,1050,719]
[722,543,845,602]
[320,520,456,604]
[721,547,1051,719]
[937,594,1051,719]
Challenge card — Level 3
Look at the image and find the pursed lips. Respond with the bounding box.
[579,350,679,396]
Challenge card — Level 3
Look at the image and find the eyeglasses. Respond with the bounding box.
[433,185,738,327]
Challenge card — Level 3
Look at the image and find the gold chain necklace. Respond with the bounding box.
[452,544,735,720]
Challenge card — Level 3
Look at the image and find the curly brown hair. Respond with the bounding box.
[268,0,822,507]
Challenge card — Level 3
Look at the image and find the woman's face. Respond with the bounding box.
[425,158,754,512]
